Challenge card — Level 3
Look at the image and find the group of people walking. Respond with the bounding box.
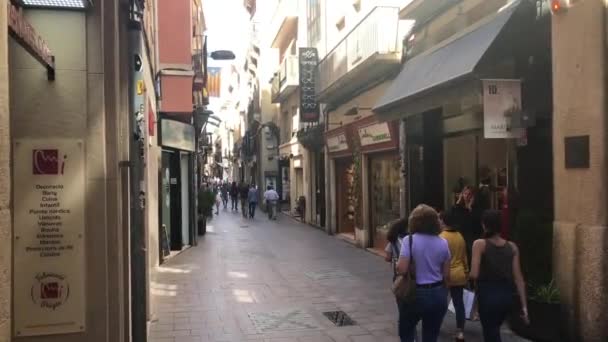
[212,181,280,221]
[386,203,528,342]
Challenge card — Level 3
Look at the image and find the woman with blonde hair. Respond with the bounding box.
[397,204,451,342]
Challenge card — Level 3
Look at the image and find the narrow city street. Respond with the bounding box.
[149,211,528,342]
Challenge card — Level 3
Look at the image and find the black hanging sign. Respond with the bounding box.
[299,47,320,123]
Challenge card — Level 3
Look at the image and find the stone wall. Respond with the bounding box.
[552,1,608,340]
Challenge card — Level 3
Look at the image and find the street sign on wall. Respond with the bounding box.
[13,139,86,336]
[299,47,320,123]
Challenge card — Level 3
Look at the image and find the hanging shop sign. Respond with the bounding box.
[160,119,195,152]
[482,79,525,139]
[13,139,86,336]
[299,47,320,123]
[358,122,392,146]
[8,3,55,80]
[327,133,349,153]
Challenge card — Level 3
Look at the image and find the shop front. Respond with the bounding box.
[374,0,553,281]
[326,127,358,240]
[159,118,196,258]
[352,117,400,251]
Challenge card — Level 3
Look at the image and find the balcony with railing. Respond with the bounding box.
[192,50,205,90]
[317,6,403,103]
[270,0,298,49]
[271,55,299,103]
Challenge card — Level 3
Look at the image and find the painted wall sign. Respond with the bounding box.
[299,47,320,123]
[482,79,525,139]
[13,140,86,336]
[7,3,55,77]
[327,134,349,153]
[358,122,392,146]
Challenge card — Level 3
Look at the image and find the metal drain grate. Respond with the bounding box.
[323,311,356,327]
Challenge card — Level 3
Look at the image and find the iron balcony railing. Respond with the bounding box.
[317,6,401,96]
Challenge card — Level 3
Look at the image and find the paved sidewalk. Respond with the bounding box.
[149,210,529,342]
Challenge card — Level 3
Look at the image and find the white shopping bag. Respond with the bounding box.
[448,289,476,319]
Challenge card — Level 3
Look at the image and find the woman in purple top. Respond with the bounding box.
[397,204,451,342]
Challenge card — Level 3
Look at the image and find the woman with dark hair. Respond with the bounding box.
[397,204,451,342]
[385,218,409,340]
[385,218,409,270]
[470,210,528,342]
[440,209,469,341]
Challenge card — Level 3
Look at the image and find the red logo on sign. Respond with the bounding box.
[40,281,61,299]
[33,150,65,175]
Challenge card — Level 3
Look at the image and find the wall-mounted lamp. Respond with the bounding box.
[344,106,372,116]
[18,0,92,9]
[550,0,575,14]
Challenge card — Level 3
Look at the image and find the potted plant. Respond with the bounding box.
[197,188,215,235]
[509,280,562,341]
[509,211,562,341]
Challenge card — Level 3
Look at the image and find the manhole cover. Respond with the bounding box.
[248,309,321,332]
[323,311,356,327]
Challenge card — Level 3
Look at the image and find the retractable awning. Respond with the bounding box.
[373,2,519,114]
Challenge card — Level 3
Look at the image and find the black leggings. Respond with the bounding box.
[450,286,466,330]
[477,282,514,342]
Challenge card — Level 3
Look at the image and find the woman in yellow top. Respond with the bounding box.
[440,209,469,342]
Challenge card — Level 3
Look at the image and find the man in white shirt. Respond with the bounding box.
[263,186,279,220]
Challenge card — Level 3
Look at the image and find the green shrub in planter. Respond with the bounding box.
[510,280,562,341]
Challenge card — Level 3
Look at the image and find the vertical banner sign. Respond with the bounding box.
[13,140,86,336]
[483,79,525,139]
[299,47,320,123]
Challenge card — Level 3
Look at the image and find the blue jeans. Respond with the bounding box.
[477,281,514,342]
[398,285,448,342]
[249,202,257,218]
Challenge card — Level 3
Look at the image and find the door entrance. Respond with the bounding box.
[335,158,355,235]
[180,153,190,247]
[370,153,401,250]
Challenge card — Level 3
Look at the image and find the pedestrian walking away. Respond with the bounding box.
[239,182,249,218]
[263,185,279,220]
[214,189,221,215]
[229,181,239,211]
[396,204,451,342]
[440,209,470,342]
[470,210,528,342]
[248,184,259,219]
[384,217,409,338]
[221,182,229,209]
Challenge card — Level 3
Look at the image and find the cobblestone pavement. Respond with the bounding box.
[149,210,530,342]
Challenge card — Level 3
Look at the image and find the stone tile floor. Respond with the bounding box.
[148,210,530,342]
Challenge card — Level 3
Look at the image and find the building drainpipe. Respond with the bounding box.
[127,2,147,340]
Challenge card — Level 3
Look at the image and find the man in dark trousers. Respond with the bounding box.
[239,182,250,218]
[229,181,239,211]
